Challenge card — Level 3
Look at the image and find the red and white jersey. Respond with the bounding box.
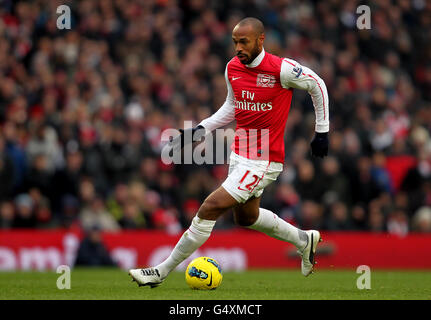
[199,48,329,163]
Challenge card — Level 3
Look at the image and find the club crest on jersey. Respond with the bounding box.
[256,73,276,88]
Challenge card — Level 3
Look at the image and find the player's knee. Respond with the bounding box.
[198,197,226,219]
[233,210,257,227]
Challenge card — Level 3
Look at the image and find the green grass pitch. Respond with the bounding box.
[0,268,430,300]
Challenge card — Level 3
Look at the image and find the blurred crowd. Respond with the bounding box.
[0,0,431,236]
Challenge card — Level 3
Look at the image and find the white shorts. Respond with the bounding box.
[221,152,283,203]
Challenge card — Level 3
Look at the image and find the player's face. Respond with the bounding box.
[232,25,264,65]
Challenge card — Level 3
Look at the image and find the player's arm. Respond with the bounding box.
[280,58,329,158]
[197,65,236,133]
[171,66,235,151]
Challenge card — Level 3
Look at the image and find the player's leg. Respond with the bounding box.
[233,196,322,276]
[129,186,238,287]
[233,196,308,249]
[155,186,237,276]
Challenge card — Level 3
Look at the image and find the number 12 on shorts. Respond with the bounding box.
[238,170,260,192]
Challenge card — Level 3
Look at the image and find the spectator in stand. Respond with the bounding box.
[79,196,120,232]
[0,201,15,229]
[151,206,182,235]
[25,123,64,172]
[106,183,129,222]
[387,208,409,237]
[59,194,80,229]
[2,121,27,190]
[412,207,431,233]
[74,225,117,267]
[23,154,53,199]
[351,156,382,205]
[28,187,53,229]
[350,204,368,231]
[297,200,324,231]
[51,148,84,215]
[118,201,145,229]
[368,199,387,233]
[0,134,15,201]
[13,193,36,228]
[326,201,353,231]
[320,156,351,206]
[293,160,323,202]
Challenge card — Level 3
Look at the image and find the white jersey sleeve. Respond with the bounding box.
[280,58,329,133]
[198,65,235,133]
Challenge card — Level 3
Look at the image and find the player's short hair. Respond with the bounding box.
[236,17,265,36]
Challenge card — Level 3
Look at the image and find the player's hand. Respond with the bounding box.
[170,125,206,151]
[310,132,328,158]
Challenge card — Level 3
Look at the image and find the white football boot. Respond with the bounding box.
[129,267,164,288]
[298,230,322,277]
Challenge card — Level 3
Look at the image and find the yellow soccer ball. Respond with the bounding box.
[185,257,223,290]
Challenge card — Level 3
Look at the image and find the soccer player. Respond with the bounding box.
[129,17,329,287]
